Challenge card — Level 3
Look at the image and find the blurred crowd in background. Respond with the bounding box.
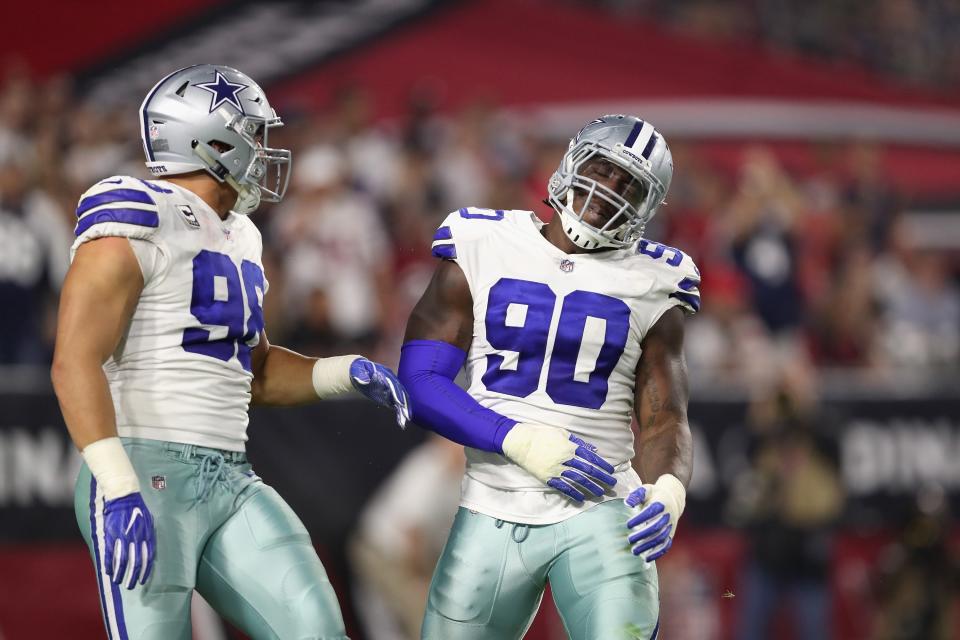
[2,63,958,638]
[2,63,958,386]
[592,0,960,88]
[1,1,959,636]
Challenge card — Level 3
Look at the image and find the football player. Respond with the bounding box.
[398,115,698,639]
[52,64,410,639]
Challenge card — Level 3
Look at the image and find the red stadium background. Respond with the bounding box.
[1,1,958,639]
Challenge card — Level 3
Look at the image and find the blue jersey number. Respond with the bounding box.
[459,207,505,220]
[482,278,631,409]
[182,250,264,372]
[637,239,684,266]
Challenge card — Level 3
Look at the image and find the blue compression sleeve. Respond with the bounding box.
[398,339,516,453]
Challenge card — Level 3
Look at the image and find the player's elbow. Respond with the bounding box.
[249,376,269,406]
[50,352,83,400]
[50,346,103,398]
[50,357,67,397]
[248,371,282,406]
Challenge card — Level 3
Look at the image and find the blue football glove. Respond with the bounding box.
[350,357,411,429]
[102,492,156,590]
[500,423,617,502]
[625,474,686,562]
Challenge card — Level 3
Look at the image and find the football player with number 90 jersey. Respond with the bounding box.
[399,115,698,639]
[53,64,410,640]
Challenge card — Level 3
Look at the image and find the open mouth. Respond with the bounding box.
[576,190,620,226]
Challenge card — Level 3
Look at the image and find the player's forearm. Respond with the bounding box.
[634,417,693,487]
[251,345,356,406]
[398,340,516,452]
[52,357,120,450]
[633,308,692,486]
[250,345,318,405]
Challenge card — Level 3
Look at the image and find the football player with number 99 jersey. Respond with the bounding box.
[399,115,698,639]
[53,64,410,640]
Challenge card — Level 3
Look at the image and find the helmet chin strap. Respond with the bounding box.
[559,185,623,250]
[227,179,261,216]
[191,140,262,215]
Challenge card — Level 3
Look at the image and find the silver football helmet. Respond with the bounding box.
[548,114,673,249]
[139,64,291,215]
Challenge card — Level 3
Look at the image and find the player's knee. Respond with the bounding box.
[574,595,659,640]
[282,581,348,640]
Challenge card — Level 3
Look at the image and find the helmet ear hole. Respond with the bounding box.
[208,140,235,153]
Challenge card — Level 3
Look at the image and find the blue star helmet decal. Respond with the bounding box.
[194,71,249,114]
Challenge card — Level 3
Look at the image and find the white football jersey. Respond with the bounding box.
[71,176,267,451]
[431,207,700,524]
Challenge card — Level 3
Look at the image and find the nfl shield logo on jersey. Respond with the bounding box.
[560,258,575,273]
[151,475,167,491]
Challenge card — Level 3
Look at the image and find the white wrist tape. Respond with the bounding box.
[311,355,360,399]
[653,473,687,518]
[501,423,574,482]
[81,437,140,500]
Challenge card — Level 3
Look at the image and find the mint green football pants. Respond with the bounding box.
[421,502,660,640]
[73,438,348,640]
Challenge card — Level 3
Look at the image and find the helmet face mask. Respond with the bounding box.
[548,115,673,250]
[220,111,291,208]
[140,65,291,215]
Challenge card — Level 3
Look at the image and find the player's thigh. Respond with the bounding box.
[196,482,348,640]
[74,460,194,640]
[549,500,660,640]
[422,508,545,640]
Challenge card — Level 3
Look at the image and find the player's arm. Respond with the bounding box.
[249,331,410,428]
[398,260,617,503]
[625,306,693,562]
[51,237,156,589]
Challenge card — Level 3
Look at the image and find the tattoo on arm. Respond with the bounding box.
[633,307,693,486]
[644,376,662,430]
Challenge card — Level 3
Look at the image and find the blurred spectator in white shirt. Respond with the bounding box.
[0,149,71,363]
[349,436,465,640]
[880,249,960,368]
[273,145,394,352]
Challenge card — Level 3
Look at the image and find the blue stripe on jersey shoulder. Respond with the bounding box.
[433,225,453,241]
[677,276,700,292]
[75,208,160,236]
[77,189,155,218]
[432,244,457,260]
[668,290,701,312]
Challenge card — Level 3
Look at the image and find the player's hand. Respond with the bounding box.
[350,357,411,429]
[625,474,686,562]
[102,492,157,590]
[501,423,617,502]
